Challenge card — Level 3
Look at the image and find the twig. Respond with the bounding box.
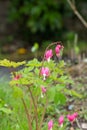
[67,0,87,28]
[21,98,32,130]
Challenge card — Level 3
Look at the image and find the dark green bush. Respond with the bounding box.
[8,0,87,44]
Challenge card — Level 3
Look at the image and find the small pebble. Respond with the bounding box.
[81,123,87,129]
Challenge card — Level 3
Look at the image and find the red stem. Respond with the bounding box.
[28,86,38,130]
[21,98,32,130]
[39,99,48,130]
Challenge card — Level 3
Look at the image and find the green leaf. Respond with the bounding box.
[55,84,65,91]
[33,86,41,97]
[0,107,12,114]
[26,58,41,67]
[0,59,25,68]
[58,60,65,68]
[71,90,83,98]
[13,86,23,98]
[47,87,55,101]
[64,89,83,98]
[54,92,66,105]
[23,67,34,73]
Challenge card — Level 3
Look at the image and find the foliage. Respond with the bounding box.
[0,99,12,114]
[8,0,74,42]
[0,42,81,130]
[9,1,65,33]
[6,0,87,48]
[0,59,25,68]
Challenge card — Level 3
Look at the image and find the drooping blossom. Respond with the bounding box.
[41,86,47,98]
[41,86,47,93]
[48,120,53,130]
[67,112,78,123]
[14,74,22,80]
[55,44,63,57]
[40,67,50,80]
[45,49,53,62]
[58,115,64,127]
[73,112,78,118]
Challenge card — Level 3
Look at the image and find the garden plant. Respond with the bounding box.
[0,42,82,130]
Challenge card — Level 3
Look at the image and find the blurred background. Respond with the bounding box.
[0,0,87,61]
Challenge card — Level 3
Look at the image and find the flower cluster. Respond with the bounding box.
[48,112,78,130]
[67,112,78,123]
[39,43,78,130]
[40,44,63,80]
[45,44,63,62]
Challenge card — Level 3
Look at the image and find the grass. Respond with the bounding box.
[0,76,28,130]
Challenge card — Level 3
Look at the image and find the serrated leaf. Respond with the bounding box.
[26,58,41,67]
[34,68,39,75]
[58,60,65,68]
[0,59,25,68]
[23,66,34,73]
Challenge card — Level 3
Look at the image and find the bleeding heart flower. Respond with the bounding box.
[58,115,64,127]
[73,112,78,118]
[55,44,63,57]
[67,114,75,122]
[40,67,50,80]
[48,120,53,130]
[41,86,46,93]
[14,74,22,80]
[41,86,47,98]
[45,49,53,62]
[67,112,78,123]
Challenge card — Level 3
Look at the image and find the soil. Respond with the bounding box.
[66,60,87,130]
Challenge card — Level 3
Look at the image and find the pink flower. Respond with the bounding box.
[48,120,53,130]
[67,114,75,122]
[58,115,64,127]
[40,67,50,80]
[55,44,63,57]
[14,74,22,80]
[67,112,78,123]
[41,86,47,98]
[41,86,46,93]
[73,112,78,118]
[56,45,62,49]
[45,49,53,62]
